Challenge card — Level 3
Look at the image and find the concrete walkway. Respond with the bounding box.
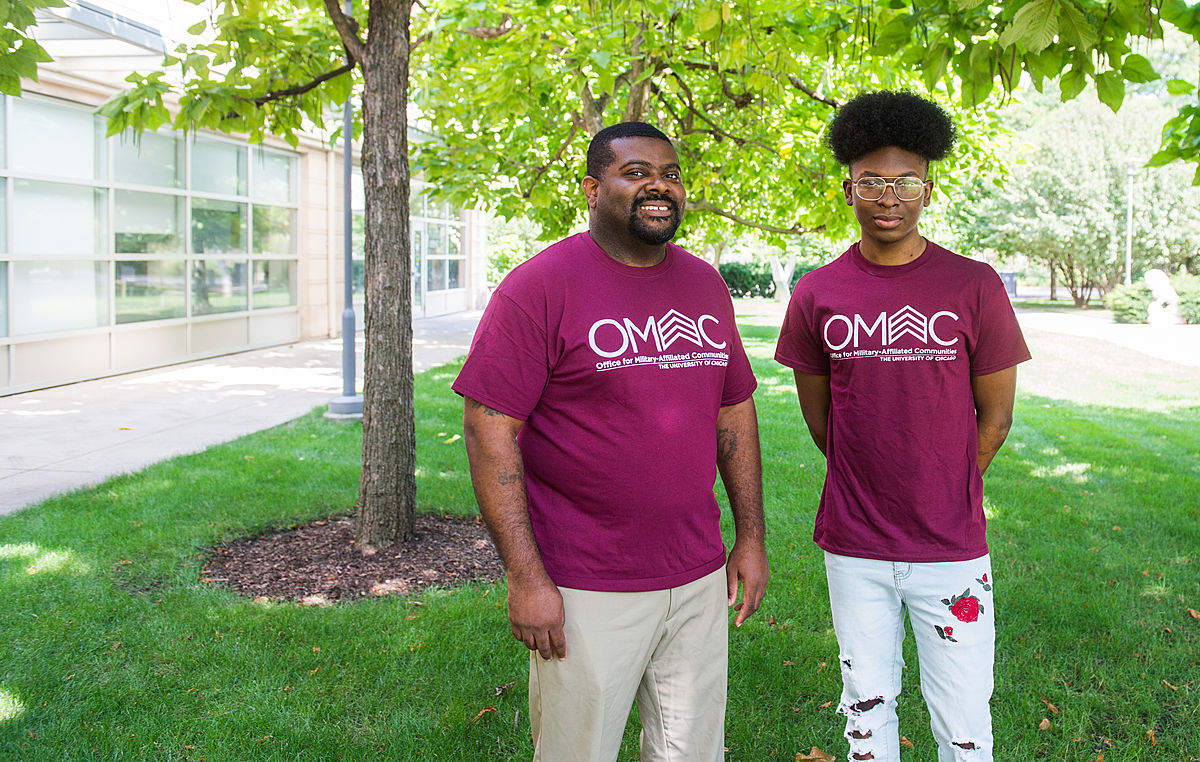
[0,312,481,515]
[2,304,1198,517]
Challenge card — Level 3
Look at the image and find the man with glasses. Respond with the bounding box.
[775,92,1029,761]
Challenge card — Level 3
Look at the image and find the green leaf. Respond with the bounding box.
[187,20,207,35]
[1000,0,1059,53]
[1120,54,1160,84]
[1145,149,1178,167]
[1059,67,1087,101]
[697,7,721,32]
[1057,3,1098,50]
[952,0,987,8]
[1192,164,1200,185]
[1095,70,1125,112]
[873,16,912,56]
[588,49,610,69]
[1166,78,1196,95]
[922,44,952,92]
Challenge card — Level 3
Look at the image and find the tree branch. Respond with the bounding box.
[239,62,357,106]
[461,14,515,38]
[522,121,580,197]
[321,0,367,63]
[687,199,826,236]
[786,75,844,107]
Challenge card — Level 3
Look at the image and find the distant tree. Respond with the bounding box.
[955,92,1200,306]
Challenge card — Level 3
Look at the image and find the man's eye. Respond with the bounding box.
[859,178,886,189]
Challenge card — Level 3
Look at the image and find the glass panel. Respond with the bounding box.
[9,98,98,180]
[352,211,365,261]
[427,258,446,292]
[115,191,184,254]
[251,205,295,255]
[0,97,6,169]
[448,226,461,257]
[0,182,6,254]
[192,138,246,195]
[0,263,7,338]
[252,146,293,203]
[351,259,364,297]
[115,259,186,323]
[191,198,247,255]
[252,259,295,308]
[12,260,108,335]
[191,259,247,315]
[13,181,105,255]
[411,223,423,301]
[426,222,444,259]
[448,259,460,289]
[412,187,428,217]
[113,131,183,188]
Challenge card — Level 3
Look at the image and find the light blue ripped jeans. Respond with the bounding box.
[824,551,995,762]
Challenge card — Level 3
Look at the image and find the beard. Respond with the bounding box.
[628,193,682,245]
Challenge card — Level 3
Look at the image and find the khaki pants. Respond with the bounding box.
[529,566,728,762]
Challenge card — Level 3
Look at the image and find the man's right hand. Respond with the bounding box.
[507,574,567,661]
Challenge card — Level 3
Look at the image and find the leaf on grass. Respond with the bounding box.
[1147,728,1156,745]
[118,558,132,565]
[1163,679,1178,691]
[783,660,795,666]
[1040,697,1059,715]
[1187,608,1199,619]
[901,736,914,748]
[469,706,497,725]
[494,681,515,697]
[1038,718,1052,731]
[443,434,462,444]
[796,748,836,761]
[818,701,832,709]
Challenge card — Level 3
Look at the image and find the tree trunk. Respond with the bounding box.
[767,254,796,302]
[356,0,416,551]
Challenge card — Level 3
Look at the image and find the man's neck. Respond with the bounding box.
[858,234,927,266]
[588,228,668,268]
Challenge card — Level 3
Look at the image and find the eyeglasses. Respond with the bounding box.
[850,176,930,202]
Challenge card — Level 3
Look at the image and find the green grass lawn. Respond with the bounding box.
[2,307,1197,760]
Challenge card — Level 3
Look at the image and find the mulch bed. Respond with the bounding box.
[202,514,504,603]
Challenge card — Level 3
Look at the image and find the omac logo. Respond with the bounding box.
[823,305,961,351]
[588,309,727,358]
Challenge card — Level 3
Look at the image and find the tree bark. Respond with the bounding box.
[355,0,416,551]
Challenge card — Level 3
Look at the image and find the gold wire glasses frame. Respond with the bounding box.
[851,176,931,202]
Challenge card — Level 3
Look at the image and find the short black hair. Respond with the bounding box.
[826,91,956,167]
[587,122,673,179]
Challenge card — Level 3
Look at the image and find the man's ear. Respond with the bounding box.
[842,179,854,206]
[581,175,599,209]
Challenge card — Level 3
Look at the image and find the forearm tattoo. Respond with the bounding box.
[717,426,739,460]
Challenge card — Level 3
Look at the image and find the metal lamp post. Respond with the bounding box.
[326,0,363,419]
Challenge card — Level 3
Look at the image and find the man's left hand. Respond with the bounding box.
[726,538,769,627]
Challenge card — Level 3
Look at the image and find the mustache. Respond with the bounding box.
[633,192,677,211]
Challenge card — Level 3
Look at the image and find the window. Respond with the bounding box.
[12,181,106,256]
[251,205,295,255]
[192,138,246,196]
[252,146,293,204]
[9,97,103,181]
[0,264,7,338]
[192,198,247,255]
[116,260,186,324]
[0,182,6,254]
[252,260,295,309]
[115,191,184,254]
[12,260,108,335]
[113,131,183,188]
[191,259,247,315]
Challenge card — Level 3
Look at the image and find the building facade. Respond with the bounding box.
[2,17,488,396]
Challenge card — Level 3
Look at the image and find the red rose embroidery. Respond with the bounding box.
[981,574,988,583]
[950,596,980,623]
[944,626,953,637]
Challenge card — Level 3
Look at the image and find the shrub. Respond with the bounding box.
[718,262,775,299]
[1106,283,1153,324]
[1170,273,1200,324]
[789,263,820,294]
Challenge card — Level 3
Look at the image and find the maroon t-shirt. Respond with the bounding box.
[453,233,757,591]
[775,241,1030,562]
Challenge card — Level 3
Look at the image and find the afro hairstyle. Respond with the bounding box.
[826,91,956,167]
[587,122,674,179]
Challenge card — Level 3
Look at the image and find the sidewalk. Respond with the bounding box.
[0,312,481,516]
